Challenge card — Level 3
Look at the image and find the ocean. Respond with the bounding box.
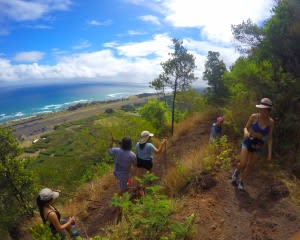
[0,82,153,124]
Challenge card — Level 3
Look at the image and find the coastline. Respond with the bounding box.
[3,93,157,145]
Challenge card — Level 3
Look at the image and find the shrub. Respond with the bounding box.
[203,135,234,171]
[107,173,195,240]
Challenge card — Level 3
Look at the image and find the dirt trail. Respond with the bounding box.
[77,120,300,240]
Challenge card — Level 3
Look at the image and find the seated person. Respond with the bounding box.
[36,188,80,239]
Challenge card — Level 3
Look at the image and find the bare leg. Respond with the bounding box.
[237,147,249,173]
[240,152,259,181]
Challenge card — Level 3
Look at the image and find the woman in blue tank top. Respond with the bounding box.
[231,98,274,191]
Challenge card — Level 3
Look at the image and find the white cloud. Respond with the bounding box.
[128,30,147,36]
[72,40,91,50]
[139,15,161,25]
[132,0,274,43]
[112,34,171,58]
[169,0,274,43]
[87,19,112,26]
[0,0,72,21]
[103,41,120,48]
[0,34,241,87]
[14,51,45,62]
[25,24,52,29]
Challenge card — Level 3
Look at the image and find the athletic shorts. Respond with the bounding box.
[137,157,153,170]
[242,137,264,152]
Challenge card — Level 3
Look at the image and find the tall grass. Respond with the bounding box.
[162,148,207,196]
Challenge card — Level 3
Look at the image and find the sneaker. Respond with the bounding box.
[237,181,244,191]
[231,169,239,184]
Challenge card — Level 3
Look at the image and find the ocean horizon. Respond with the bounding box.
[0,82,153,124]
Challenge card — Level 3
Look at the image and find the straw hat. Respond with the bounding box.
[139,130,154,144]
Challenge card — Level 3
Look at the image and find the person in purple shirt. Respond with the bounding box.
[108,136,137,194]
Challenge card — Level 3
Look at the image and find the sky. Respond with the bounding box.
[0,0,275,87]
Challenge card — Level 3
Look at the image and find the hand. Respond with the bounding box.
[161,138,167,144]
[69,216,75,224]
[244,132,250,138]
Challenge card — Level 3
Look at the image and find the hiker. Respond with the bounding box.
[231,98,274,191]
[135,130,167,174]
[109,136,137,194]
[36,188,80,239]
[209,116,224,143]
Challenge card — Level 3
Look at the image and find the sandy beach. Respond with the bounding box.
[4,94,156,144]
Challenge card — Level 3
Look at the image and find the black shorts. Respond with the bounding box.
[137,157,153,170]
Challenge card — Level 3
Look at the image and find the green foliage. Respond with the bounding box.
[203,51,228,105]
[203,136,233,171]
[176,89,207,115]
[225,58,275,98]
[89,237,109,240]
[29,222,84,240]
[25,111,154,194]
[108,173,195,240]
[149,73,168,103]
[80,162,110,182]
[138,99,170,133]
[121,104,135,112]
[167,213,195,240]
[0,127,36,235]
[29,223,61,240]
[231,19,263,54]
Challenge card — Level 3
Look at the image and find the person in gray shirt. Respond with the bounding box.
[109,136,137,194]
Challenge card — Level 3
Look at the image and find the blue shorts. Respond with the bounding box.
[242,137,264,152]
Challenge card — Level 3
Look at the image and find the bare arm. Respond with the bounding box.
[153,139,167,153]
[47,212,74,232]
[243,114,254,138]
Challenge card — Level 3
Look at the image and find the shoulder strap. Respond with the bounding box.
[45,210,55,221]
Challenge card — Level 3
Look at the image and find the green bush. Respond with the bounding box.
[29,223,61,240]
[107,173,195,240]
[204,135,234,171]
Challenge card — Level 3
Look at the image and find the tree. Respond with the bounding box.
[203,51,228,104]
[154,39,197,135]
[231,19,263,54]
[0,127,35,237]
[149,73,168,104]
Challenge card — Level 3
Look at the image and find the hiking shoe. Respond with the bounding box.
[231,169,239,185]
[237,181,244,191]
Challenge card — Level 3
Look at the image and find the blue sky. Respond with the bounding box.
[0,0,275,87]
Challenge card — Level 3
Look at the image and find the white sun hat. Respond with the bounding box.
[39,188,60,201]
[139,130,154,144]
[256,98,273,109]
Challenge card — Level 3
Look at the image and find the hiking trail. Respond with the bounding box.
[21,119,300,239]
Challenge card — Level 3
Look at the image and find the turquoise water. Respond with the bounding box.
[0,82,153,123]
